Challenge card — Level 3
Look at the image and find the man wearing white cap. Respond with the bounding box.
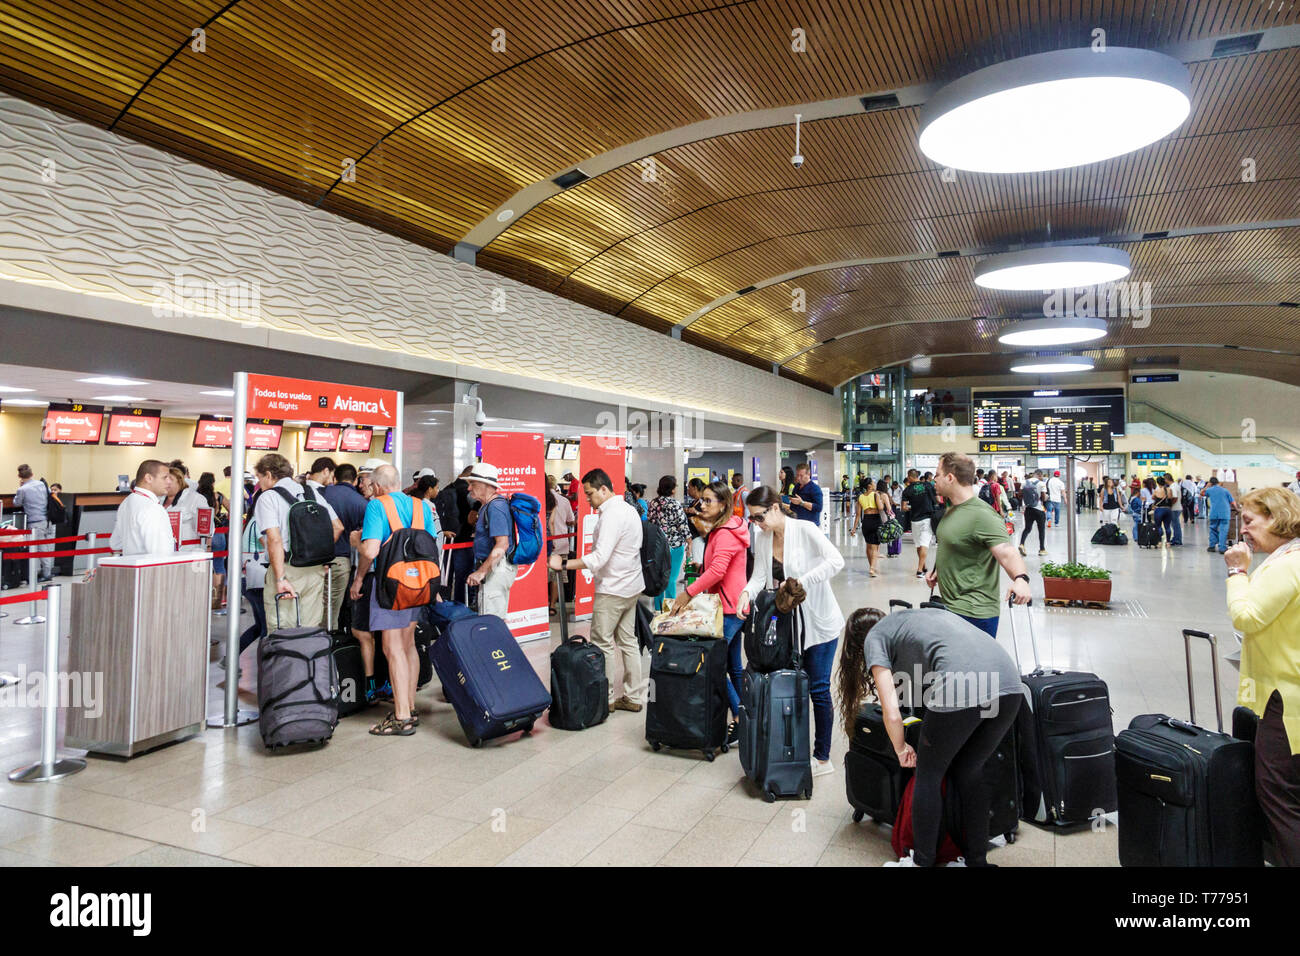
[465,463,516,618]
[405,466,435,496]
[358,458,386,501]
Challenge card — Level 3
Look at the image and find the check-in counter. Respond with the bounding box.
[65,552,211,757]
[1,491,129,574]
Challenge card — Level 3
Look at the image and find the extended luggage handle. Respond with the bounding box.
[550,566,573,645]
[1182,628,1223,732]
[889,599,912,611]
[274,592,301,629]
[1005,595,1045,674]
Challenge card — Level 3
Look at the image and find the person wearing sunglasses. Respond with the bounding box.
[739,486,845,776]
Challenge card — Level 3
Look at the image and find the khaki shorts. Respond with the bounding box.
[911,517,934,549]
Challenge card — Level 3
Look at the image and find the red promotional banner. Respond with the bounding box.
[479,430,548,641]
[168,511,181,547]
[41,403,105,444]
[246,374,398,429]
[193,415,233,449]
[196,508,213,536]
[574,434,626,620]
[340,425,373,453]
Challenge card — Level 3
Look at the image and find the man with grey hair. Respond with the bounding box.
[465,463,516,618]
[14,464,54,582]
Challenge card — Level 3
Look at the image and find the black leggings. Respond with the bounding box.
[912,695,1022,867]
[1020,507,1045,549]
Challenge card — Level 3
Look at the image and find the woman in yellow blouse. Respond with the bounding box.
[850,478,895,578]
[1224,486,1300,866]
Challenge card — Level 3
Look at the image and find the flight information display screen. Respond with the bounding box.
[1030,406,1114,454]
[973,399,1023,439]
[104,407,161,446]
[42,403,105,444]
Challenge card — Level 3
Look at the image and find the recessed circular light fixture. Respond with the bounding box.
[919,47,1191,173]
[1010,355,1096,374]
[976,246,1131,291]
[496,209,515,223]
[998,316,1108,347]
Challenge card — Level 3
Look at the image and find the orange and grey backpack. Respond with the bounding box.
[374,494,441,611]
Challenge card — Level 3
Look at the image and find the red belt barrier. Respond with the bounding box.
[0,547,114,561]
[0,529,28,536]
[443,542,473,551]
[0,534,90,548]
[0,589,47,606]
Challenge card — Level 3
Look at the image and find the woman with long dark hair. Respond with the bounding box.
[670,478,750,743]
[836,606,1021,867]
[648,475,690,611]
[850,477,894,577]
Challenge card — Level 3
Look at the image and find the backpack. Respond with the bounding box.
[1021,480,1041,510]
[41,480,67,525]
[373,495,441,611]
[272,485,335,567]
[639,519,670,596]
[1091,523,1128,546]
[978,482,1001,513]
[490,494,543,566]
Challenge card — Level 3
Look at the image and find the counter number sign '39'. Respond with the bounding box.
[244,374,397,429]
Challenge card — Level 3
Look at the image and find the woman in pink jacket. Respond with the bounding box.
[670,479,751,743]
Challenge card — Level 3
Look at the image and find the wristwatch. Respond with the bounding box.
[1227,568,1247,578]
[1014,573,1031,584]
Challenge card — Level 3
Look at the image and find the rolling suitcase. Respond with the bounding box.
[327,574,367,717]
[1115,628,1265,866]
[1007,598,1117,827]
[547,569,608,731]
[258,595,339,747]
[645,635,729,760]
[429,612,551,748]
[738,607,811,801]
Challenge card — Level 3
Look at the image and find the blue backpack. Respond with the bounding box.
[490,493,543,566]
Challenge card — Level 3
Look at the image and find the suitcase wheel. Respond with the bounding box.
[1005,831,1016,845]
[704,750,715,762]
[852,810,865,824]
[762,789,776,803]
[521,719,535,735]
[803,789,812,800]
[720,743,729,754]
[651,742,662,752]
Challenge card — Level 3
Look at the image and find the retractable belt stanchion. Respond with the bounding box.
[9,584,86,782]
[15,530,45,626]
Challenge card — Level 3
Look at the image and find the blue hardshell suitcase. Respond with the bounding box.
[429,613,551,747]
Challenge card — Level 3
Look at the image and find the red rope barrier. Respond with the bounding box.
[0,589,47,606]
[0,534,89,548]
[0,547,114,561]
[0,528,30,536]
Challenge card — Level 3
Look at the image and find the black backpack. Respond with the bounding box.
[272,485,335,568]
[742,590,803,673]
[41,480,68,525]
[1091,523,1128,546]
[640,519,671,596]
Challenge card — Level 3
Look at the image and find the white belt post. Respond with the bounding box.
[86,533,98,572]
[9,584,86,782]
[16,530,45,626]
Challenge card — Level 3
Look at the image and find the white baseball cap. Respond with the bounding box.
[413,467,436,480]
[466,462,500,489]
[359,458,388,475]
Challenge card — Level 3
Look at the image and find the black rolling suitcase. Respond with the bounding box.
[845,703,924,824]
[258,594,339,747]
[547,569,608,731]
[1115,628,1265,866]
[738,603,811,801]
[1136,505,1161,548]
[1007,598,1118,827]
[646,635,730,761]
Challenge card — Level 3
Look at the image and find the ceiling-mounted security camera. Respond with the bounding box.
[791,113,804,169]
[474,399,486,428]
[462,383,487,427]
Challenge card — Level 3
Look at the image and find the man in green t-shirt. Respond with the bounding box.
[926,452,1033,638]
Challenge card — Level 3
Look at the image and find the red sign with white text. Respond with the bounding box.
[574,435,626,620]
[245,420,283,450]
[246,374,398,429]
[193,415,233,448]
[196,508,213,536]
[41,403,104,444]
[340,426,373,453]
[478,430,548,641]
[304,424,341,452]
[168,511,181,547]
[104,407,161,447]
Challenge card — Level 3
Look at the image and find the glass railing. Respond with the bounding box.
[1128,401,1300,462]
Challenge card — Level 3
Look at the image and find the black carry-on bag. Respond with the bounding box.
[645,634,730,761]
[326,573,367,718]
[258,594,339,747]
[1008,597,1118,827]
[547,568,609,731]
[1114,628,1265,866]
[738,603,812,801]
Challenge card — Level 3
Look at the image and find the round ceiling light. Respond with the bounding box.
[975,246,1130,291]
[1010,355,1096,374]
[919,47,1191,173]
[997,316,1108,347]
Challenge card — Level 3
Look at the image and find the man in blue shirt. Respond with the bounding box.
[788,462,823,526]
[466,463,516,618]
[1203,476,1236,554]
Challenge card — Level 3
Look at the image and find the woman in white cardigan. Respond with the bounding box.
[738,486,846,776]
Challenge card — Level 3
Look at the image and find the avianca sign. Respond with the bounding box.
[244,374,398,428]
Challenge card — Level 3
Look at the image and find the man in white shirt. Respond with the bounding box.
[1287,471,1300,497]
[549,467,644,713]
[253,453,342,630]
[1047,471,1066,526]
[109,460,177,556]
[1180,475,1198,522]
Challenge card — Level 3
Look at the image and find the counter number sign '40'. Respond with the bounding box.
[244,374,398,429]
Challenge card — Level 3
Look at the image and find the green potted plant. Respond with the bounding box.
[1040,561,1112,605]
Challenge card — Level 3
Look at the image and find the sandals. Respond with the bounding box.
[368,712,416,736]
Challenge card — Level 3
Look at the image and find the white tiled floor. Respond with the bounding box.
[0,510,1243,866]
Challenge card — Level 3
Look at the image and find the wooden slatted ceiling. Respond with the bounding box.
[2,1,1300,387]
